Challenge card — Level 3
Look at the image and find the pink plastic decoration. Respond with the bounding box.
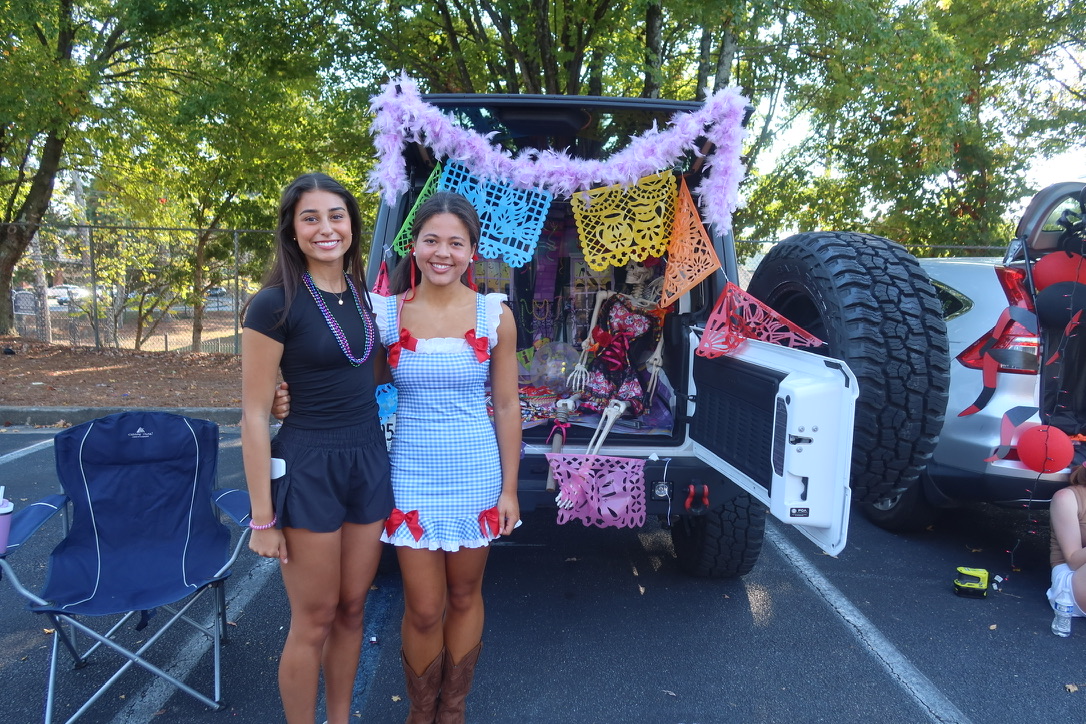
[546,453,646,529]
[697,282,824,358]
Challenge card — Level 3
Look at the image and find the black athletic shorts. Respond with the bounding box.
[270,421,393,533]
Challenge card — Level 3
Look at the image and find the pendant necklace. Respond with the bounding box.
[302,271,374,366]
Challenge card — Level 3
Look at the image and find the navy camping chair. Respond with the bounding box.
[0,411,252,724]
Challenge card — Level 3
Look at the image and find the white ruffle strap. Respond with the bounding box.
[369,292,393,346]
[484,293,508,349]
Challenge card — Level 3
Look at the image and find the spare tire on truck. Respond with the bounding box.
[746,232,950,505]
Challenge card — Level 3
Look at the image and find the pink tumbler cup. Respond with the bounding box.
[0,498,13,555]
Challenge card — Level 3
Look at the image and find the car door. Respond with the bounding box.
[687,332,858,555]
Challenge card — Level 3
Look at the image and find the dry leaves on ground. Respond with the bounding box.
[0,335,241,410]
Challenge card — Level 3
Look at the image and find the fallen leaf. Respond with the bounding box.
[391,695,402,702]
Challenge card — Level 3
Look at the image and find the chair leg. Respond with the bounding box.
[214,580,229,642]
[44,627,61,724]
[47,613,87,668]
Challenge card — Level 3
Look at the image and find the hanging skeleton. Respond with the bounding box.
[578,291,665,417]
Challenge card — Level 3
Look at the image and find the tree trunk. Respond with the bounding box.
[533,0,558,94]
[696,29,712,100]
[642,2,662,99]
[435,0,477,93]
[0,223,28,334]
[0,128,67,334]
[713,27,737,90]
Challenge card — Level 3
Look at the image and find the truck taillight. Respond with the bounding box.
[956,265,1040,375]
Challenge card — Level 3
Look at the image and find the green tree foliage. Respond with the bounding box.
[742,0,1084,253]
[3,0,1085,340]
[0,0,371,334]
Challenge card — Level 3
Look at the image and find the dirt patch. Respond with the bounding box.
[0,335,241,412]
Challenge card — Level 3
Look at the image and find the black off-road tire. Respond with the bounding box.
[861,475,939,532]
[670,493,765,578]
[746,232,950,504]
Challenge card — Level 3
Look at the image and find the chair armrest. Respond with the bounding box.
[4,493,68,555]
[212,488,252,528]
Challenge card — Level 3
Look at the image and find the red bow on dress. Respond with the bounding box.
[478,506,501,538]
[385,508,424,541]
[464,329,490,362]
[387,328,417,368]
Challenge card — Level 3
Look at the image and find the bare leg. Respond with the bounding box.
[397,547,448,675]
[443,547,490,663]
[1072,566,1086,612]
[278,527,342,724]
[323,520,384,724]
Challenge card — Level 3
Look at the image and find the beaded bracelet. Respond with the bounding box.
[248,515,277,531]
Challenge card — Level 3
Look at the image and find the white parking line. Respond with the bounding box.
[109,556,280,724]
[0,438,54,465]
[767,524,974,724]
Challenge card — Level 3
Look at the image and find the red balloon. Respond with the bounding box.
[1032,251,1086,291]
[1016,424,1075,473]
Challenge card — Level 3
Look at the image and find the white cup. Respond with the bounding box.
[0,498,13,555]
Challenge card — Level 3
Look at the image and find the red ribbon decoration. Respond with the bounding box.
[478,506,500,538]
[387,328,417,368]
[464,329,490,362]
[385,508,424,541]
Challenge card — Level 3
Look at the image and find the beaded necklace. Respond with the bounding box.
[302,271,374,366]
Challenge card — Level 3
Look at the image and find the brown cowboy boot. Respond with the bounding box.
[435,642,482,724]
[402,648,443,724]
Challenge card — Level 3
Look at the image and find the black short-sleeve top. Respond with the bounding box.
[243,285,379,429]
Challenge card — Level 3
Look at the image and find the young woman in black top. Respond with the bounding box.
[241,173,392,724]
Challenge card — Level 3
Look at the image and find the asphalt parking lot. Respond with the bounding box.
[0,422,1081,724]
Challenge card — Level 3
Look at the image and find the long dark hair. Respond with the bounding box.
[260,173,372,322]
[388,191,481,296]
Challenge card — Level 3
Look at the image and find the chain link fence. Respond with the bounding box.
[10,222,1002,355]
[10,223,277,354]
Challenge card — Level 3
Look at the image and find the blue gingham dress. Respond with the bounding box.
[377,292,504,551]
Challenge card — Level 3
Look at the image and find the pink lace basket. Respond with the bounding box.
[546,453,646,529]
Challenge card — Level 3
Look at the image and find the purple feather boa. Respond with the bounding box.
[368,74,749,232]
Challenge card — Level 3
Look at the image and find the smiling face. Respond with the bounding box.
[293,189,354,270]
[414,212,475,287]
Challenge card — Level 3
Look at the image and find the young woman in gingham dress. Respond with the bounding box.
[381,191,521,724]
